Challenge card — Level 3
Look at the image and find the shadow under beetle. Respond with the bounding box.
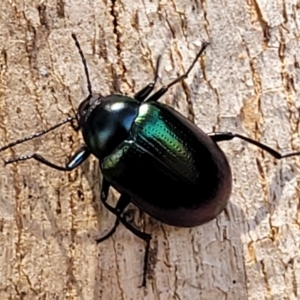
[2,34,300,287]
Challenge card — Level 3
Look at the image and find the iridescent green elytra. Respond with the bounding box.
[96,97,232,227]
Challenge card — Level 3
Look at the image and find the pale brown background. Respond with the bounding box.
[1,0,300,299]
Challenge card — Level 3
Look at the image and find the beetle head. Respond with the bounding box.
[72,35,140,159]
[77,94,139,159]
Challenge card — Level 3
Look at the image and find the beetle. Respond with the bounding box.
[1,34,300,287]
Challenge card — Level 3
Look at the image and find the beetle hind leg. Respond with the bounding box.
[95,218,120,243]
[99,178,152,287]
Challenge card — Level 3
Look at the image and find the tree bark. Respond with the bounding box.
[1,0,300,299]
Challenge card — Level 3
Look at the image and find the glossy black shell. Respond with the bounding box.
[80,94,232,227]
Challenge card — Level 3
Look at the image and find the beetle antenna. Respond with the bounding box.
[0,116,76,152]
[71,33,93,96]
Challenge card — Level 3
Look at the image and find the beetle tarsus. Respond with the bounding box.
[4,149,89,171]
[96,218,120,243]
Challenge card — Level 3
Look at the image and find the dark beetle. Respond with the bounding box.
[2,34,300,287]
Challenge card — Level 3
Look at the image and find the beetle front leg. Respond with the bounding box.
[100,179,151,240]
[134,56,161,102]
[145,41,209,103]
[99,178,151,287]
[4,146,90,171]
[95,219,120,243]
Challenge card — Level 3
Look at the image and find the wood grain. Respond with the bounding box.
[1,0,300,299]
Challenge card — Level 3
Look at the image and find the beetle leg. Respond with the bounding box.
[95,192,129,243]
[145,41,210,103]
[66,146,91,168]
[99,178,151,287]
[95,219,120,243]
[99,178,110,201]
[134,56,161,102]
[100,188,151,242]
[209,132,300,159]
[100,180,151,241]
[4,146,90,171]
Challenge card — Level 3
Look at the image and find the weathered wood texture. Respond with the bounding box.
[1,0,300,299]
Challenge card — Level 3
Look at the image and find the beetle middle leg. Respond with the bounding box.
[209,132,300,159]
[99,178,151,287]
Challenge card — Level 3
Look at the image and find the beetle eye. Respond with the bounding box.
[77,98,89,120]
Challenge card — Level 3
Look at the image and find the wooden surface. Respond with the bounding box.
[1,0,300,299]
